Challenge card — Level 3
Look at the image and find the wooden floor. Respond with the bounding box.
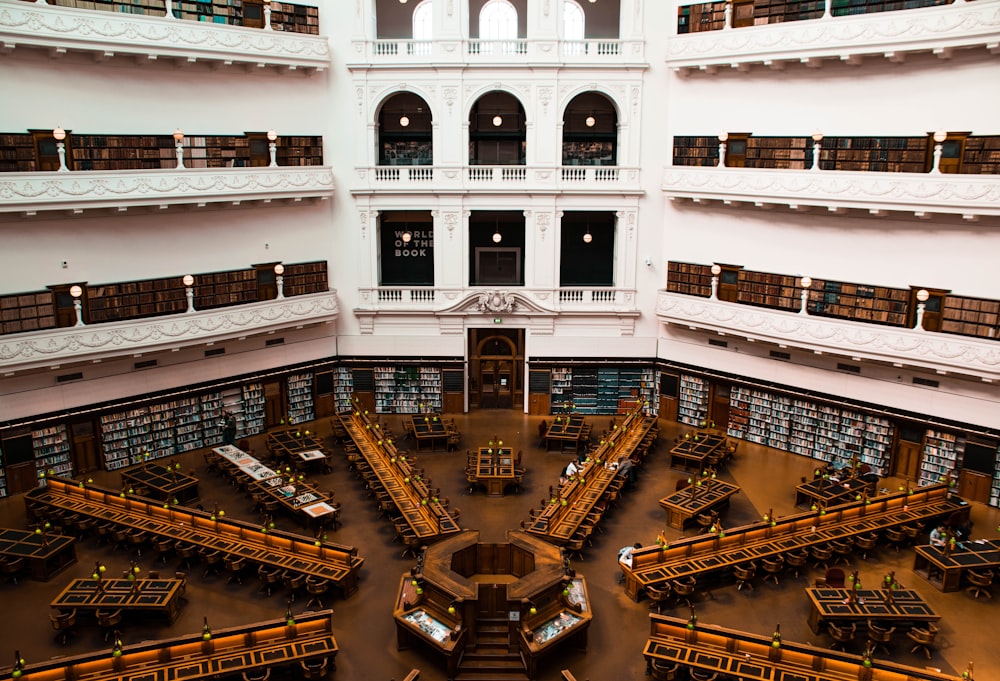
[1,409,997,681]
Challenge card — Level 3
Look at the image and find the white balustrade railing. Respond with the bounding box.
[359,287,636,313]
[354,165,642,195]
[349,39,644,66]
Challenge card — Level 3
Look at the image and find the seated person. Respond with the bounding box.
[929,524,948,548]
[617,458,636,486]
[564,460,580,479]
[618,542,642,569]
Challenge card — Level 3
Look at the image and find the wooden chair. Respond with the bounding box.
[648,659,679,681]
[0,556,27,585]
[884,527,907,552]
[854,533,878,560]
[305,576,330,610]
[831,537,853,566]
[906,623,939,659]
[817,567,845,588]
[224,555,247,584]
[810,544,833,571]
[299,657,331,680]
[241,668,271,681]
[966,569,994,600]
[200,548,224,578]
[689,669,718,681]
[258,564,282,597]
[283,570,307,603]
[645,582,672,614]
[96,609,124,642]
[827,621,856,651]
[671,576,697,608]
[761,555,784,586]
[50,609,77,645]
[866,619,895,655]
[734,562,756,592]
[784,549,808,579]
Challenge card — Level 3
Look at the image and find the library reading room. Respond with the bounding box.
[0,1,998,681]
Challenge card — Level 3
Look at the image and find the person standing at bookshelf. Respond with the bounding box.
[223,411,237,446]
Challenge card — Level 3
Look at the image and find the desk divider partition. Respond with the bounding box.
[622,482,966,601]
[26,477,363,597]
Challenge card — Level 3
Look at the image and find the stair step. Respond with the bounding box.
[454,673,530,681]
[461,658,523,670]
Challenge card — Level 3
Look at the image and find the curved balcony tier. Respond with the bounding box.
[0,167,335,216]
[655,290,999,383]
[666,2,999,73]
[0,290,340,374]
[0,2,330,71]
[661,166,1000,219]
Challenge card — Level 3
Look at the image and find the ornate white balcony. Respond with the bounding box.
[348,38,646,68]
[661,166,1000,219]
[0,2,330,72]
[666,2,999,73]
[0,167,335,215]
[353,165,642,196]
[655,291,999,382]
[0,290,340,374]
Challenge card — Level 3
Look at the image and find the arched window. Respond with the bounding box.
[413,1,432,41]
[479,0,517,46]
[564,0,585,41]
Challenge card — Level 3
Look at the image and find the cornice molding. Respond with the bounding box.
[0,291,340,373]
[655,291,999,382]
[0,167,335,214]
[666,3,1000,71]
[0,2,331,71]
[661,166,1000,218]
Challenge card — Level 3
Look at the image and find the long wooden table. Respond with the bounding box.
[621,483,967,601]
[0,526,77,581]
[544,415,588,453]
[644,614,967,681]
[1,610,338,681]
[266,429,327,465]
[408,414,451,452]
[121,463,200,504]
[471,447,516,496]
[51,577,185,623]
[795,476,872,508]
[913,538,1000,592]
[340,411,461,542]
[805,586,940,634]
[526,406,657,545]
[26,477,363,597]
[249,476,336,523]
[667,432,727,471]
[658,479,740,530]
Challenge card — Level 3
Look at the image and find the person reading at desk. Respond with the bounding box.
[929,524,948,548]
[618,542,642,569]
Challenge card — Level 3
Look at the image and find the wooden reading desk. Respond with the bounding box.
[805,586,939,634]
[795,476,872,508]
[544,415,588,453]
[249,475,336,524]
[266,428,325,462]
[644,614,967,681]
[526,406,657,545]
[470,447,516,496]
[0,527,77,581]
[668,432,727,471]
[121,462,200,504]
[340,411,461,542]
[621,483,967,602]
[0,610,338,681]
[408,414,451,451]
[913,538,1000,592]
[26,477,363,597]
[51,577,185,623]
[659,479,740,530]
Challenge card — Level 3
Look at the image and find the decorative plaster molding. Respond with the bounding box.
[655,291,1000,382]
[0,3,331,70]
[0,291,340,373]
[0,167,334,214]
[476,291,518,314]
[666,3,1000,70]
[662,166,1000,218]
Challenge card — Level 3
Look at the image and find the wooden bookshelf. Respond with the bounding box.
[282,261,329,297]
[0,290,57,334]
[275,135,324,166]
[373,366,442,414]
[831,0,950,18]
[744,137,811,170]
[672,136,720,167]
[736,269,800,312]
[919,429,962,487]
[962,136,1000,175]
[820,137,927,173]
[676,2,728,34]
[86,277,187,323]
[194,268,259,310]
[48,0,168,15]
[269,2,320,35]
[940,295,1000,340]
[807,278,909,327]
[678,375,709,426]
[174,0,243,25]
[666,262,712,297]
[0,133,37,172]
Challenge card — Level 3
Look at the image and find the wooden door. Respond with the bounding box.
[926,132,968,174]
[716,264,742,303]
[442,369,466,414]
[254,263,280,301]
[31,129,64,171]
[477,583,508,619]
[957,470,991,504]
[264,380,284,428]
[49,284,86,328]
[242,0,265,28]
[893,440,921,482]
[6,462,38,495]
[709,384,730,430]
[69,420,100,474]
[732,0,754,27]
[725,133,750,168]
[908,287,949,332]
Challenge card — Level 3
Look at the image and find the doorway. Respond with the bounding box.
[469,329,524,410]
